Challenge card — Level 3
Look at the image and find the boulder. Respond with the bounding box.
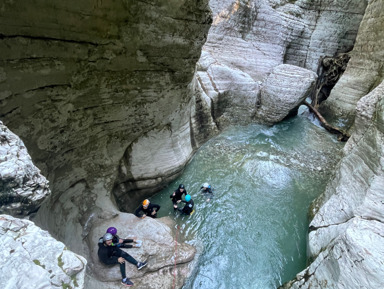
[0,214,87,289]
[255,64,317,124]
[87,214,196,288]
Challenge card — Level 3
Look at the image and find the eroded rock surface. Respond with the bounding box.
[0,121,50,217]
[255,64,317,124]
[280,80,384,289]
[194,0,367,127]
[0,214,87,289]
[320,0,384,129]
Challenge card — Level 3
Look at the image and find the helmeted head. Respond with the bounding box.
[179,184,185,190]
[142,199,150,208]
[106,227,117,235]
[185,194,191,202]
[202,183,209,188]
[103,233,113,242]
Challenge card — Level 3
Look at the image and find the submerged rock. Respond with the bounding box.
[0,214,87,289]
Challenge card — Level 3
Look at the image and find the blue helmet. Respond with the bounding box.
[185,194,191,202]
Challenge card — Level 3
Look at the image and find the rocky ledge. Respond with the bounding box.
[0,214,87,289]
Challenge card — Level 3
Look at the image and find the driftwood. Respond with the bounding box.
[303,101,350,142]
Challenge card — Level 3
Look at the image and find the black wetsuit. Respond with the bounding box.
[134,203,160,218]
[200,186,213,194]
[178,199,194,215]
[97,242,138,279]
[170,188,187,206]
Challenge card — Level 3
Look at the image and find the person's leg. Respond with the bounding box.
[119,262,127,279]
[121,251,138,266]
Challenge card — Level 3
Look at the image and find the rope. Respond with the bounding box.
[172,225,180,289]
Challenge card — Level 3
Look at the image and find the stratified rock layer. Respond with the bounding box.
[0,214,87,289]
[320,0,384,129]
[0,121,50,217]
[255,64,317,124]
[194,0,367,126]
[280,80,384,289]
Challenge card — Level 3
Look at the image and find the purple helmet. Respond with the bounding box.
[106,227,117,235]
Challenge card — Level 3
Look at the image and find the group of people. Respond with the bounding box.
[134,182,214,218]
[98,183,214,286]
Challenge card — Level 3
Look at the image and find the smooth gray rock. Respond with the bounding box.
[320,0,384,129]
[194,0,367,127]
[0,214,87,289]
[0,121,50,217]
[255,64,317,124]
[282,80,384,289]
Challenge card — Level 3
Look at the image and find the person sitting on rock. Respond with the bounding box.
[100,227,142,248]
[178,194,195,215]
[134,199,160,218]
[200,182,214,201]
[98,233,147,287]
[170,184,187,210]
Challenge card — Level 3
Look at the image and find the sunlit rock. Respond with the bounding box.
[0,214,87,289]
[0,121,50,217]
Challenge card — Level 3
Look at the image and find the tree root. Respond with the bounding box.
[303,101,350,142]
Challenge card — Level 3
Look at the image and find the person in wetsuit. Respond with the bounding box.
[170,184,187,210]
[98,233,147,287]
[200,182,214,202]
[134,199,160,218]
[178,194,194,215]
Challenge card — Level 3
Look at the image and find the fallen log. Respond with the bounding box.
[303,101,350,142]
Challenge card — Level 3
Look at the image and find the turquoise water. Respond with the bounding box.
[150,114,344,289]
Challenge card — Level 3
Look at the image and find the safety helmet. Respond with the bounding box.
[142,199,150,206]
[185,194,191,202]
[203,183,209,188]
[179,184,185,189]
[106,227,117,235]
[103,233,113,242]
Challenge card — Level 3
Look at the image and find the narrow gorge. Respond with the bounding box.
[1,0,383,288]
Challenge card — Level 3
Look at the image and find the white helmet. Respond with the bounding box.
[103,233,113,242]
[203,183,209,188]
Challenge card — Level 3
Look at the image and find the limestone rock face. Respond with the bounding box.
[255,64,317,124]
[320,0,384,129]
[280,81,384,289]
[0,0,212,215]
[87,214,196,289]
[0,121,50,217]
[0,214,87,289]
[193,0,367,127]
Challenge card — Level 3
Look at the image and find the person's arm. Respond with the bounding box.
[134,206,144,218]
